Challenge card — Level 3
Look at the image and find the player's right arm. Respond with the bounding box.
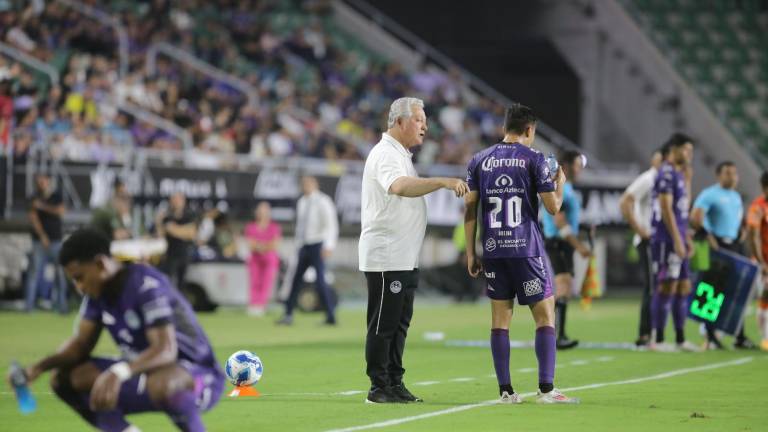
[747,203,766,271]
[659,192,686,257]
[25,318,102,383]
[464,190,482,277]
[539,167,566,215]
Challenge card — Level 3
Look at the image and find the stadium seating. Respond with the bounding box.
[624,0,768,156]
[0,0,506,166]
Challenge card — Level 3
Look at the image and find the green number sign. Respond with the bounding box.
[689,282,725,322]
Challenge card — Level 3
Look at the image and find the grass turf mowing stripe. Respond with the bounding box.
[325,356,754,432]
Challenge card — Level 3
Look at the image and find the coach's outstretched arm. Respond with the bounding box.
[540,167,566,215]
[389,176,469,198]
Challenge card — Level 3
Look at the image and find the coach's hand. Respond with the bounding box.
[467,254,483,278]
[90,370,121,411]
[444,178,469,198]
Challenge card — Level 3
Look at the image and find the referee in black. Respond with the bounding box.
[359,97,468,403]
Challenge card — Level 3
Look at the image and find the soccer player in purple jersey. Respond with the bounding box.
[649,133,700,352]
[464,103,579,404]
[18,229,225,431]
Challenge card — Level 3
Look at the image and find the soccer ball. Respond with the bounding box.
[225,350,263,386]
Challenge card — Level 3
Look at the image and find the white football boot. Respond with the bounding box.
[499,391,523,404]
[536,389,580,404]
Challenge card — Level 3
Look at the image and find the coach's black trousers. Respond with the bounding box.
[364,269,418,390]
[637,239,653,340]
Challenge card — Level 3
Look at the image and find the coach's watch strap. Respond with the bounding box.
[109,362,132,383]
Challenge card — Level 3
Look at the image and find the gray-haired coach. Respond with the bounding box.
[359,97,469,404]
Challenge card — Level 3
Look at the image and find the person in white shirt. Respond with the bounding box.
[277,175,339,326]
[620,147,664,348]
[359,97,468,404]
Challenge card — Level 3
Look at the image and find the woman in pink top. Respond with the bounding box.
[244,202,281,316]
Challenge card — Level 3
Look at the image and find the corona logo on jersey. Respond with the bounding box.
[481,156,526,172]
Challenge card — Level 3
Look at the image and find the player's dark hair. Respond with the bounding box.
[59,228,112,266]
[715,161,735,175]
[659,144,671,158]
[558,150,582,167]
[761,172,768,189]
[503,103,537,135]
[664,132,694,149]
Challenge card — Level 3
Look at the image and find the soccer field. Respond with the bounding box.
[1,298,765,432]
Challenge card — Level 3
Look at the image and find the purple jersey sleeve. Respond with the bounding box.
[136,274,174,328]
[533,152,555,194]
[466,156,479,191]
[79,296,101,322]
[656,166,675,195]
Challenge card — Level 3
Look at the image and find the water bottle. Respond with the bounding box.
[545,153,559,181]
[9,361,37,414]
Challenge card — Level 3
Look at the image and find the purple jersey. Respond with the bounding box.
[466,142,555,258]
[651,162,689,244]
[80,264,218,369]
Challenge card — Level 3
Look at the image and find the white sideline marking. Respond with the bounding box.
[449,377,474,382]
[596,356,614,362]
[515,367,535,373]
[324,357,753,432]
[412,381,439,386]
[569,360,588,366]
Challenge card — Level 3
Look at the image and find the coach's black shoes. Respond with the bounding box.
[556,337,579,350]
[365,386,406,404]
[391,383,423,403]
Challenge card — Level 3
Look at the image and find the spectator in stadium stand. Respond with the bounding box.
[358,97,468,403]
[90,180,136,241]
[746,172,768,351]
[25,171,68,313]
[244,202,282,317]
[157,192,197,292]
[277,175,339,326]
[691,161,757,350]
[620,147,665,348]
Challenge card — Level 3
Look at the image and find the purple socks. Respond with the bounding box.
[163,388,205,432]
[490,328,511,386]
[535,326,556,386]
[651,291,672,342]
[672,294,688,343]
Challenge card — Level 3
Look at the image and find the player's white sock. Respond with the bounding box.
[759,306,768,340]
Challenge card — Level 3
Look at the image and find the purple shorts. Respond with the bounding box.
[651,241,690,282]
[482,256,554,304]
[91,357,225,413]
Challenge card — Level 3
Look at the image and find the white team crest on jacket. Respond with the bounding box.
[390,280,402,294]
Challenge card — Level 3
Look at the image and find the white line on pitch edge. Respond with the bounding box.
[324,357,753,432]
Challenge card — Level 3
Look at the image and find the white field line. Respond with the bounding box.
[324,356,754,432]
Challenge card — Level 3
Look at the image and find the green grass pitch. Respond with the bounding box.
[1,298,765,431]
